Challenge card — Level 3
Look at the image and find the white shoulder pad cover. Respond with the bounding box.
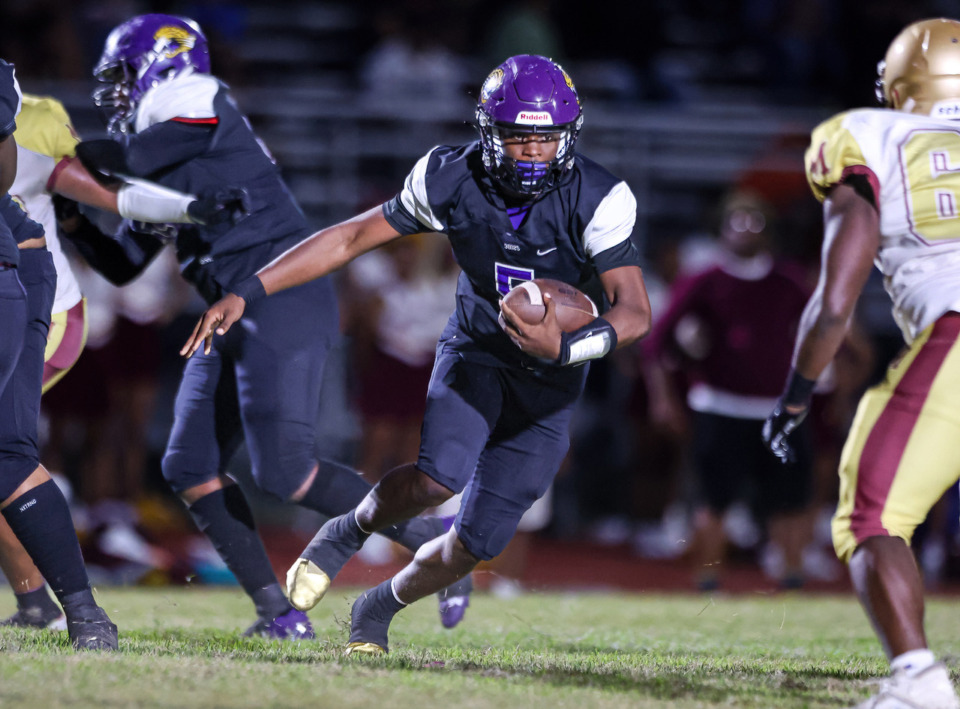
[583,181,636,257]
[399,148,445,232]
[135,73,219,133]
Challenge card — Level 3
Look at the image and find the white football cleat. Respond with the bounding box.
[851,663,959,709]
[286,558,331,611]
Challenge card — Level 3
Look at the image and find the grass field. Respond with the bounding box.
[0,586,958,708]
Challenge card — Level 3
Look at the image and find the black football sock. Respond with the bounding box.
[296,461,444,556]
[349,578,406,651]
[15,585,61,617]
[301,510,370,579]
[296,460,436,550]
[1,480,91,602]
[188,485,290,619]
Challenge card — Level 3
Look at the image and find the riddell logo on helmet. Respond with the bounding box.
[516,112,553,125]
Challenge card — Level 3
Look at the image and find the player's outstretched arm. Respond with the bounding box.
[181,205,403,357]
[763,183,879,463]
[254,205,403,297]
[52,156,247,226]
[792,184,879,378]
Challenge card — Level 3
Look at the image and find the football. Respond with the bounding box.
[499,278,598,333]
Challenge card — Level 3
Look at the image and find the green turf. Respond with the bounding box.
[0,586,957,708]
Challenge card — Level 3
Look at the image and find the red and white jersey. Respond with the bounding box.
[807,106,960,343]
[10,94,83,314]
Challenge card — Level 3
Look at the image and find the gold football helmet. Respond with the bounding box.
[877,17,960,114]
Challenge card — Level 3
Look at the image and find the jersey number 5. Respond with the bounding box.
[495,262,535,296]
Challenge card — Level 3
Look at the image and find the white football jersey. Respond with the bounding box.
[807,107,960,343]
[9,94,83,313]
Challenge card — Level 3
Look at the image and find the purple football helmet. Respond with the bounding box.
[93,14,210,134]
[476,55,583,198]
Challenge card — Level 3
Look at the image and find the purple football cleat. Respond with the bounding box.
[435,516,473,629]
[244,608,314,641]
[438,594,470,629]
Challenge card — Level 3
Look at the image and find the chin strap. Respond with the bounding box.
[557,317,617,366]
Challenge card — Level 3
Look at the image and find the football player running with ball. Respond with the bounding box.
[74,14,468,639]
[184,55,652,654]
[762,18,960,709]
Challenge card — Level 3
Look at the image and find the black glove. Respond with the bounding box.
[761,369,816,464]
[761,403,808,464]
[187,186,249,227]
[52,193,80,223]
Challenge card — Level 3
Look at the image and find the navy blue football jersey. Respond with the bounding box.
[117,73,312,301]
[383,142,641,368]
[0,196,19,267]
[0,59,22,265]
[1,195,43,245]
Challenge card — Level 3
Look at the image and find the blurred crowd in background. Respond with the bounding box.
[5,0,960,594]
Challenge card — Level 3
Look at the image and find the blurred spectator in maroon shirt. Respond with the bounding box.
[642,191,815,590]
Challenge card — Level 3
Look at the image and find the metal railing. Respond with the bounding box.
[32,80,832,246]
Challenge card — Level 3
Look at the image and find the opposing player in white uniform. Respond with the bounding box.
[762,18,960,709]
[0,92,244,631]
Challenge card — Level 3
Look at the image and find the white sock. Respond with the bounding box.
[890,648,936,676]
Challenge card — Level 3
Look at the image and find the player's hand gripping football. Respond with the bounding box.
[180,293,247,358]
[187,186,249,227]
[761,402,808,464]
[500,293,563,361]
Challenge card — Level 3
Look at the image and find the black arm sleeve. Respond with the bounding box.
[75,139,129,186]
[61,214,164,285]
[125,120,216,177]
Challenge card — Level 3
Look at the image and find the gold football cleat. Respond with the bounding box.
[345,642,386,656]
[285,558,331,611]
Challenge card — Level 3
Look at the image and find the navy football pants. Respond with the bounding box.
[162,277,338,500]
[416,342,587,560]
[0,250,56,499]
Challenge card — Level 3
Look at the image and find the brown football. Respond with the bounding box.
[500,278,598,333]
